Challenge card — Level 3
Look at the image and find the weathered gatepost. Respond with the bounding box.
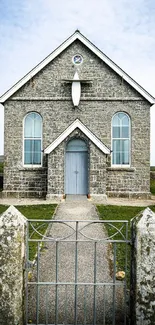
[0,206,27,325]
[131,207,155,324]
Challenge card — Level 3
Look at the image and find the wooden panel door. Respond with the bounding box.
[66,151,88,194]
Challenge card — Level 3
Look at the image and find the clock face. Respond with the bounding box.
[72,54,83,65]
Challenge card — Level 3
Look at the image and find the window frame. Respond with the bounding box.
[111,112,131,168]
[23,112,43,167]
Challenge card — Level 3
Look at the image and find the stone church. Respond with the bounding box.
[0,31,154,200]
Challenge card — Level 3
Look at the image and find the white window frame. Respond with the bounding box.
[111,112,131,168]
[23,112,43,167]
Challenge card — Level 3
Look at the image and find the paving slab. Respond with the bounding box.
[0,195,155,206]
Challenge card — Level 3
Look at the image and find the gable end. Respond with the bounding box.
[0,31,155,104]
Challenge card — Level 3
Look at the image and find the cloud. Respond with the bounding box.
[0,0,155,161]
[1,0,155,93]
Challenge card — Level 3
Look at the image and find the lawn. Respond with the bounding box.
[150,178,155,195]
[97,205,155,282]
[1,202,155,272]
[0,204,57,260]
[150,166,155,195]
[0,162,3,173]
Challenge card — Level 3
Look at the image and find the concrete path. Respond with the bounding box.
[0,195,155,206]
[28,200,125,324]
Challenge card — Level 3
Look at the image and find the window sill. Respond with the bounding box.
[107,167,135,172]
[19,166,47,171]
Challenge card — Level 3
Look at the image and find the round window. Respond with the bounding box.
[72,54,83,65]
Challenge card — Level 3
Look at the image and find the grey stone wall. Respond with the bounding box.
[46,128,107,199]
[47,142,64,199]
[0,206,27,325]
[89,142,107,197]
[10,41,143,100]
[3,167,47,198]
[3,40,151,198]
[131,208,155,324]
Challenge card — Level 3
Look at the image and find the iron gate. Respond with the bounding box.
[25,219,131,325]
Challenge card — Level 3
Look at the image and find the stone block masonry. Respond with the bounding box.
[2,40,151,198]
[0,206,27,325]
[131,208,155,324]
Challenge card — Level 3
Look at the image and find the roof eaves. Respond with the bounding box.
[0,31,79,103]
[0,30,155,105]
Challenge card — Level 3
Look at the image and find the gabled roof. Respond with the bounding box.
[0,30,155,104]
[44,119,110,155]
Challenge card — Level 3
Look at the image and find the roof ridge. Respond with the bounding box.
[0,31,154,104]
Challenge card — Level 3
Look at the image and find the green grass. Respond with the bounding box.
[150,178,155,195]
[0,162,3,173]
[97,205,155,282]
[17,204,57,260]
[0,204,57,260]
[150,167,155,195]
[0,205,8,214]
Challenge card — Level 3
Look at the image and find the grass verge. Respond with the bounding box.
[150,178,155,195]
[97,205,155,283]
[0,204,57,260]
[0,162,3,173]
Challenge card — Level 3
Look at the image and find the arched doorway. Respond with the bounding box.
[65,138,88,195]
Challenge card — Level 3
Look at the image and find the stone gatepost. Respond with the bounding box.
[131,207,155,324]
[0,206,27,325]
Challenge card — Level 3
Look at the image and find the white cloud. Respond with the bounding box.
[0,0,155,163]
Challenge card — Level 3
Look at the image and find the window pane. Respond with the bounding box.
[33,152,41,164]
[122,126,129,138]
[25,117,33,137]
[24,152,32,164]
[24,139,32,151]
[112,111,130,165]
[122,152,129,164]
[34,115,42,138]
[112,151,121,164]
[113,139,120,152]
[113,126,120,138]
[112,140,121,164]
[122,140,129,164]
[122,139,129,152]
[34,140,41,151]
[24,140,33,164]
[24,139,41,165]
[113,114,120,126]
[118,112,124,120]
[24,113,42,138]
[122,115,129,126]
[24,113,42,165]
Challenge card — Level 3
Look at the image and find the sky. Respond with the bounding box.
[0,0,155,163]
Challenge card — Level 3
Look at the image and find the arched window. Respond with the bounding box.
[24,112,42,165]
[112,112,130,166]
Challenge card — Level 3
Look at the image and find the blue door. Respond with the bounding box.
[65,139,88,195]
